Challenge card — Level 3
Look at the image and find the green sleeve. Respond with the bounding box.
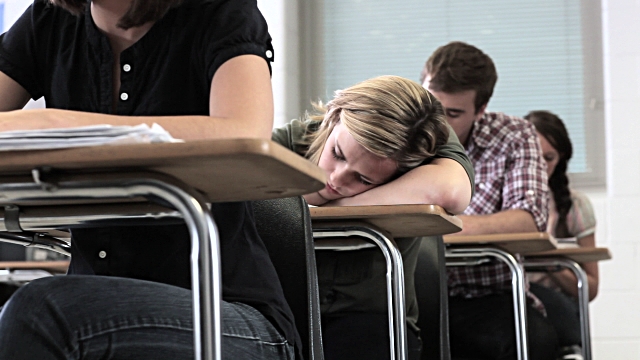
[271,119,313,156]
[431,123,475,195]
[271,121,295,151]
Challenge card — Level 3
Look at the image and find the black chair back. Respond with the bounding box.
[253,196,324,360]
[414,235,451,360]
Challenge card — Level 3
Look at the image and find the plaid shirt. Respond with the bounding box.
[447,112,549,313]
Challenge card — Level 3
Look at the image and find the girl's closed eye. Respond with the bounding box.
[359,177,372,186]
[332,147,345,161]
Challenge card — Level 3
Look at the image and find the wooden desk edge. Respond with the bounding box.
[443,232,557,255]
[444,232,552,244]
[0,138,325,179]
[0,261,70,273]
[309,204,462,227]
[263,140,327,182]
[309,204,462,238]
[0,139,327,203]
[525,247,612,262]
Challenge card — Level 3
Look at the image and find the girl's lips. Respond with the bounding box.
[325,184,340,196]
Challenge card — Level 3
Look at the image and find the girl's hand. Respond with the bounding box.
[303,192,330,206]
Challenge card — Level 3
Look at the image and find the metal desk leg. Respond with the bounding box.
[446,248,529,360]
[313,225,407,360]
[0,178,221,360]
[524,259,591,360]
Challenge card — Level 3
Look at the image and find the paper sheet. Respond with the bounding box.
[0,123,182,151]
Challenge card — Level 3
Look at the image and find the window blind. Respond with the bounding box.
[321,0,595,174]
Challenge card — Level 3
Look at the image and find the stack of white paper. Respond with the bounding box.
[555,237,579,249]
[0,269,54,284]
[0,123,182,151]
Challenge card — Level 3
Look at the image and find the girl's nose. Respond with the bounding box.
[330,166,348,189]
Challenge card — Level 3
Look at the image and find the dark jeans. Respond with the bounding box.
[321,312,422,360]
[0,275,294,360]
[0,283,19,305]
[448,294,558,360]
[529,283,582,347]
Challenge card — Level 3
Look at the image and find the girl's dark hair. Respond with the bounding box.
[50,0,184,29]
[524,110,573,237]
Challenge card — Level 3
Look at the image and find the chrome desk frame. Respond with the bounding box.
[0,175,220,360]
[313,224,407,360]
[445,247,529,360]
[524,259,591,360]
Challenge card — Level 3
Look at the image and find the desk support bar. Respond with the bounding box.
[524,259,591,360]
[3,210,184,231]
[0,178,221,360]
[446,248,529,360]
[0,231,70,256]
[313,225,407,360]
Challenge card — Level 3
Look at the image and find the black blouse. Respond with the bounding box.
[0,0,300,354]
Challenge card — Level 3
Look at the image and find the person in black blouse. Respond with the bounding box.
[0,0,299,359]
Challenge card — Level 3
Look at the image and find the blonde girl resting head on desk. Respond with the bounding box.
[272,75,474,360]
[525,110,598,355]
[273,75,473,212]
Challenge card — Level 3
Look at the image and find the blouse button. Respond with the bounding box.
[120,92,129,101]
[265,50,273,59]
[123,64,132,72]
[98,250,107,259]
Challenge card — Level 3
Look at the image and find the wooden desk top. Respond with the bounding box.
[0,261,69,274]
[309,204,462,238]
[0,139,326,203]
[525,247,612,263]
[443,232,557,254]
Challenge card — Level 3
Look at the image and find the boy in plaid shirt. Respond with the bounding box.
[420,41,558,360]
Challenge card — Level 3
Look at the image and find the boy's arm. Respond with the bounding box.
[454,210,537,235]
[459,121,548,235]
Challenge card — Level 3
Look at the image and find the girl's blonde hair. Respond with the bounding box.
[303,75,449,173]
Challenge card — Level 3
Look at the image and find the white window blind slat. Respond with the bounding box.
[322,0,593,173]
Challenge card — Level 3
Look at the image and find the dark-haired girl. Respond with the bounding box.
[524,110,599,352]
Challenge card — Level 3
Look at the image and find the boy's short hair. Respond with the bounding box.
[420,41,498,113]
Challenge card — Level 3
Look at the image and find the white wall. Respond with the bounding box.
[589,0,640,358]
[2,0,30,27]
[2,0,45,109]
[257,0,301,128]
[260,0,640,358]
